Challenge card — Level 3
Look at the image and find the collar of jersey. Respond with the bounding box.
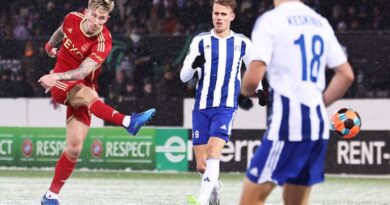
[211,29,233,39]
[278,1,304,8]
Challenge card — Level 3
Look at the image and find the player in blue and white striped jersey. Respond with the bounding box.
[181,27,254,110]
[181,1,264,205]
[239,0,355,205]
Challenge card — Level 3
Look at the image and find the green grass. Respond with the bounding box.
[1,169,389,204]
[0,169,244,180]
[326,175,390,184]
[1,169,389,182]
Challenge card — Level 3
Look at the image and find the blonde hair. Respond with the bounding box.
[88,0,115,13]
[214,0,236,11]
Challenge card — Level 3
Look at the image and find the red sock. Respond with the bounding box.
[49,152,77,194]
[89,98,125,126]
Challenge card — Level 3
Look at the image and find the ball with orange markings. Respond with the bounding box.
[330,108,361,139]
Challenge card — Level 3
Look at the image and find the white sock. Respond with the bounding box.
[214,180,221,190]
[46,190,58,199]
[122,116,131,127]
[198,158,220,204]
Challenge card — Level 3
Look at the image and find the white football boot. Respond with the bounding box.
[209,180,222,205]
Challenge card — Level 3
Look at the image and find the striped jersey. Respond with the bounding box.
[181,29,254,110]
[251,2,347,141]
[54,12,112,88]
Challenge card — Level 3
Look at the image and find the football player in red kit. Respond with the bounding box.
[39,0,155,204]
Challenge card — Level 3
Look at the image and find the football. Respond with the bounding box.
[330,108,362,139]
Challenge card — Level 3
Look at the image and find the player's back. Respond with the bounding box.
[252,2,347,141]
[255,2,343,107]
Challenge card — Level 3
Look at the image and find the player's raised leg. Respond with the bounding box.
[69,84,155,136]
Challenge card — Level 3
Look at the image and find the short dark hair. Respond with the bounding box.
[214,0,237,11]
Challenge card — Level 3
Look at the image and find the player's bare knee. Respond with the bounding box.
[65,141,83,158]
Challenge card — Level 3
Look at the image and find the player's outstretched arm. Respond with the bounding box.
[38,58,98,92]
[45,25,64,58]
[54,58,98,80]
[323,62,354,107]
[242,60,266,96]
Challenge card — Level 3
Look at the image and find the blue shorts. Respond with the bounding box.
[192,107,236,145]
[246,138,328,186]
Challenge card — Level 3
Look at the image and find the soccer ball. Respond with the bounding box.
[330,108,361,139]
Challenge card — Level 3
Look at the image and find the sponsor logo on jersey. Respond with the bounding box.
[81,43,90,52]
[67,28,73,34]
[63,33,84,59]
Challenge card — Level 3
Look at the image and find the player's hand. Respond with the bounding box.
[191,54,206,69]
[257,89,268,106]
[238,94,253,110]
[45,42,58,58]
[38,73,59,93]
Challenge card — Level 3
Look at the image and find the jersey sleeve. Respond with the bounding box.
[251,13,275,66]
[88,31,112,65]
[242,38,263,91]
[242,38,254,68]
[62,12,83,33]
[325,24,347,69]
[180,36,201,83]
[61,13,72,33]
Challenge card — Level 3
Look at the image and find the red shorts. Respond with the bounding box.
[51,80,92,126]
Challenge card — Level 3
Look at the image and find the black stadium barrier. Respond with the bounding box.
[188,129,390,175]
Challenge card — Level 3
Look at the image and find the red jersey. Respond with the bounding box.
[54,12,112,89]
